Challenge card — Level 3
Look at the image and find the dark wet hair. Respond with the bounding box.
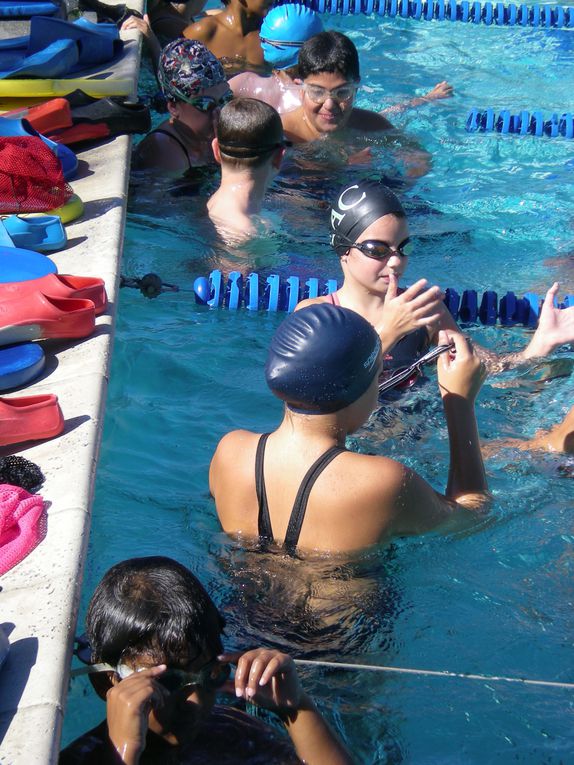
[298,31,360,82]
[87,556,225,666]
[217,98,285,169]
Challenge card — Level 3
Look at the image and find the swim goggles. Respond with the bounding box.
[76,656,231,693]
[378,343,454,395]
[185,90,234,113]
[259,37,304,48]
[340,235,414,260]
[302,82,358,104]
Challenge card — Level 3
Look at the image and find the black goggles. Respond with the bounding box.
[378,343,454,395]
[341,236,414,260]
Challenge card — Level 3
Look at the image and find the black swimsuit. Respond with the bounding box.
[153,127,194,170]
[255,433,346,555]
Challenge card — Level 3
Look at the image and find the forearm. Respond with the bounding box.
[282,693,354,765]
[443,396,488,506]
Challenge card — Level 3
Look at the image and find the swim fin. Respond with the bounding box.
[0,393,64,446]
[0,215,67,253]
[1,273,107,315]
[0,291,95,346]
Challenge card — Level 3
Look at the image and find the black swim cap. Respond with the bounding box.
[330,180,406,254]
[265,304,381,414]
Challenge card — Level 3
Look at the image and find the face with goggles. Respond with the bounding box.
[99,644,230,747]
[301,72,358,135]
[340,213,411,294]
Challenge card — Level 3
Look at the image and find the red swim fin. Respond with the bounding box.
[0,393,64,446]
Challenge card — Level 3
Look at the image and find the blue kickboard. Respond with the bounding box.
[0,245,57,282]
[0,342,45,391]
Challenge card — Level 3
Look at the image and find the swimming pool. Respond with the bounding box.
[62,9,574,762]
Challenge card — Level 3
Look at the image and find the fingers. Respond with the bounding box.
[387,271,399,299]
[232,649,293,699]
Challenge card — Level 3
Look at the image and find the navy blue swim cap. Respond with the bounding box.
[330,180,406,254]
[260,5,323,70]
[265,304,381,414]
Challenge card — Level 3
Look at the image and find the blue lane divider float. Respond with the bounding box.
[466,108,574,138]
[275,0,574,28]
[194,271,574,326]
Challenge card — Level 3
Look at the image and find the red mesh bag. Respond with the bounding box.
[0,136,73,214]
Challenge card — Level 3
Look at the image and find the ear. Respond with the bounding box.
[293,77,303,85]
[167,100,179,120]
[271,147,285,170]
[212,138,222,164]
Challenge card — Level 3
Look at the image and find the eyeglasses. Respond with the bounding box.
[345,237,414,261]
[378,343,454,395]
[186,90,233,113]
[77,656,231,693]
[302,83,358,105]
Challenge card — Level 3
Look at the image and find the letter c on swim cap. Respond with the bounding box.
[337,184,366,211]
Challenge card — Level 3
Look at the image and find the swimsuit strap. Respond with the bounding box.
[255,433,273,544]
[152,128,193,170]
[328,291,340,306]
[283,445,346,555]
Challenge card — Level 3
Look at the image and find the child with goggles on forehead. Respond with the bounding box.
[61,556,352,764]
[132,39,233,176]
[296,180,574,380]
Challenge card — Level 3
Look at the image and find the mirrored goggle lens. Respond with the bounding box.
[305,85,356,103]
[189,91,233,113]
[359,239,413,259]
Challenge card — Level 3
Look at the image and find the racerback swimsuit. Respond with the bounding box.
[255,433,346,555]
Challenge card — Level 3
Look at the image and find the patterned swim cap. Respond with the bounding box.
[158,39,227,103]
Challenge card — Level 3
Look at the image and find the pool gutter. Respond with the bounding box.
[0,8,144,762]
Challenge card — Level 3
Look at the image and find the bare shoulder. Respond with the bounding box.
[132,130,188,172]
[349,108,394,132]
[213,429,259,460]
[183,14,218,40]
[294,296,331,311]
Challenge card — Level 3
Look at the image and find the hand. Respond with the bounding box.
[221,648,303,715]
[377,275,443,350]
[347,147,372,166]
[106,665,168,764]
[422,81,454,101]
[121,13,153,37]
[437,330,486,402]
[524,282,574,358]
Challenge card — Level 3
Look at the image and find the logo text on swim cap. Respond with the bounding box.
[331,184,367,231]
[363,344,379,370]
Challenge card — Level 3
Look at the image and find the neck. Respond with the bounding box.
[224,2,261,33]
[337,276,388,315]
[275,408,348,447]
[214,166,270,215]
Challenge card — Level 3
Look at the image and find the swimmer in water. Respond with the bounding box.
[210,304,490,555]
[208,98,289,239]
[296,180,574,375]
[279,32,433,175]
[61,557,352,764]
[183,0,270,73]
[132,39,233,176]
[230,5,452,118]
[229,4,324,115]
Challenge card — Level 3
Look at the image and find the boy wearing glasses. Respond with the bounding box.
[61,557,352,764]
[133,39,233,176]
[281,32,441,175]
[208,98,289,239]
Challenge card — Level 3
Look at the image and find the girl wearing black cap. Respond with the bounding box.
[297,180,574,375]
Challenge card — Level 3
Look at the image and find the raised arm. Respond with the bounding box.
[226,648,354,765]
[381,81,454,116]
[390,330,490,535]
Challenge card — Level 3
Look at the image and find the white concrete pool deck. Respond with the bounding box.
[0,7,144,762]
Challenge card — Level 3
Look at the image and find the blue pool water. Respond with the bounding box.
[63,11,574,762]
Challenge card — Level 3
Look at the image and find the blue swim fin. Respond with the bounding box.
[0,246,57,283]
[28,17,123,69]
[1,215,67,253]
[0,2,60,18]
[0,38,79,79]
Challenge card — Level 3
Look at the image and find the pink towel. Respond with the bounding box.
[0,484,46,576]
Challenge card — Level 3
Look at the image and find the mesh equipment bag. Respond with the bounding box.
[0,136,73,213]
